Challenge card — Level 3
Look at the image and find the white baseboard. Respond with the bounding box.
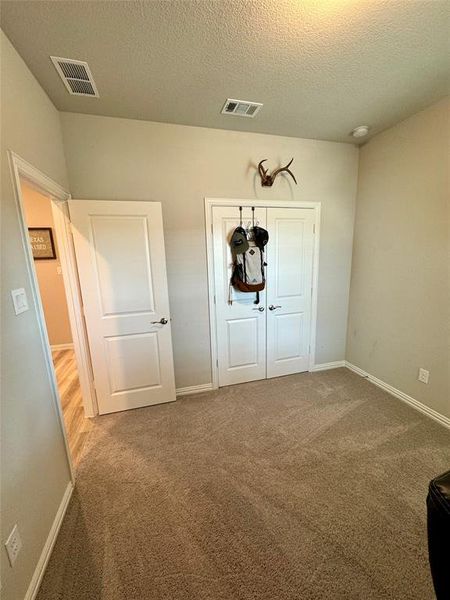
[24,481,73,600]
[310,360,346,372]
[176,383,214,397]
[50,343,74,351]
[345,361,369,378]
[345,361,450,429]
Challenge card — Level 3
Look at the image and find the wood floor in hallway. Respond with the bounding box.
[52,348,93,466]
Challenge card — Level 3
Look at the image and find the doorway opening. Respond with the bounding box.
[10,151,98,478]
[20,180,92,465]
[11,152,176,431]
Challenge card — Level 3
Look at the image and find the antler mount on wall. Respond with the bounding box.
[257,158,297,187]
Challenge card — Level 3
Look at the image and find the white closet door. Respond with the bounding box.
[213,206,267,386]
[266,208,315,378]
[69,200,176,414]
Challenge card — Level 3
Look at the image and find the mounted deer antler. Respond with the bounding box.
[257,158,297,187]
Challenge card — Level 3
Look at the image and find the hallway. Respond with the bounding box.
[52,349,92,466]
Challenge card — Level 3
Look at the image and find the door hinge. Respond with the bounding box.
[313,224,316,234]
[213,295,216,304]
[211,223,213,234]
[216,359,219,367]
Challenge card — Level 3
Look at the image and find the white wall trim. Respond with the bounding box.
[9,151,76,482]
[205,197,322,209]
[345,361,450,429]
[9,152,70,200]
[345,361,369,378]
[204,199,219,390]
[10,152,98,423]
[24,482,73,600]
[50,343,74,351]
[310,360,345,372]
[309,203,321,372]
[176,383,214,397]
[204,197,321,390]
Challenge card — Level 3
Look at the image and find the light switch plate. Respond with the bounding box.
[11,288,29,315]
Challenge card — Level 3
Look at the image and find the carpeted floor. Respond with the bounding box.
[37,368,449,600]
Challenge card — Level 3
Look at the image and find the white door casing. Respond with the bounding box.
[213,206,267,386]
[69,200,176,414]
[266,207,315,378]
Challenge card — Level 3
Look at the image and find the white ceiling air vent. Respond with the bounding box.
[50,56,99,97]
[221,98,263,118]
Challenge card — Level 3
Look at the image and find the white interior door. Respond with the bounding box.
[213,206,267,386]
[68,200,176,415]
[266,208,315,378]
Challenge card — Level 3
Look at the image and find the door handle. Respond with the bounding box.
[151,318,168,325]
[268,305,282,311]
[252,306,265,312]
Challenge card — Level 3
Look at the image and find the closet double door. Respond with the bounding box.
[213,205,316,387]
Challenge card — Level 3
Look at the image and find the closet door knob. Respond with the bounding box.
[268,305,282,311]
[152,317,168,325]
[253,306,264,312]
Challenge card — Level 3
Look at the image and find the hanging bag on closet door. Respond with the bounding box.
[229,207,268,304]
[231,243,266,292]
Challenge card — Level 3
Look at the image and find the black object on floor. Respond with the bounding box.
[427,469,450,600]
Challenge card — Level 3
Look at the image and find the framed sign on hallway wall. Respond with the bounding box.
[28,226,56,259]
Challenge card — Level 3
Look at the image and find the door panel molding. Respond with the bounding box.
[205,198,321,390]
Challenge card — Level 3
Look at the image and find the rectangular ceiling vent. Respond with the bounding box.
[50,56,99,97]
[221,98,263,118]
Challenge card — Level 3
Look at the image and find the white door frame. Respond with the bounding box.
[48,200,97,417]
[8,152,98,478]
[205,197,321,390]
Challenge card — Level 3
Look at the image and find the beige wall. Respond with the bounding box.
[60,112,359,388]
[21,182,73,346]
[347,98,450,418]
[1,31,72,600]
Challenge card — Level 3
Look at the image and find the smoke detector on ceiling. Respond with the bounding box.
[351,125,370,138]
[50,56,99,97]
[221,98,263,118]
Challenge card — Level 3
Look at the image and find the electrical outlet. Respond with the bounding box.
[5,525,22,567]
[418,368,430,384]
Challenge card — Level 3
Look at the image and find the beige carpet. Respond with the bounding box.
[37,368,449,600]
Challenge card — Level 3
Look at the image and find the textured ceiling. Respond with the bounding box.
[1,0,448,143]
